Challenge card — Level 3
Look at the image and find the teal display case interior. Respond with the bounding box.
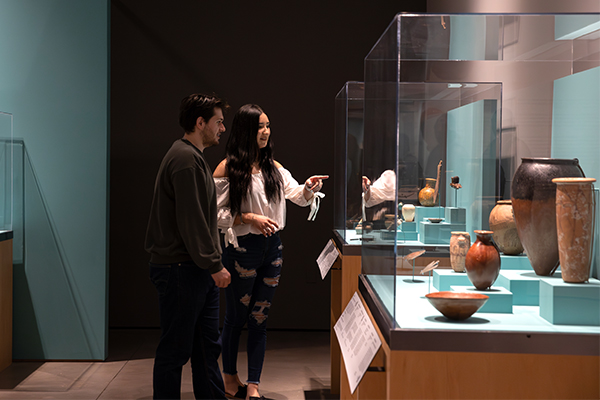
[333,82,364,244]
[358,13,600,329]
[0,0,109,360]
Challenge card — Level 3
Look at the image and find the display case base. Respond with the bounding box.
[451,285,513,313]
[497,270,549,306]
[539,278,600,326]
[500,254,532,270]
[433,269,471,291]
[414,206,444,222]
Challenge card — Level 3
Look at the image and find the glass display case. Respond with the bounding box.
[360,13,600,341]
[334,81,364,245]
[0,111,13,234]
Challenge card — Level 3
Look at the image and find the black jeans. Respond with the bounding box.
[150,261,226,400]
[221,233,283,384]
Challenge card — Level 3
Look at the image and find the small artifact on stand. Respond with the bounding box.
[420,260,440,293]
[450,176,462,207]
[553,177,597,283]
[419,160,442,207]
[511,157,585,276]
[403,249,426,283]
[465,230,501,290]
[489,200,523,255]
[450,231,471,272]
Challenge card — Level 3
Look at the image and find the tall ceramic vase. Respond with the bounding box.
[419,178,436,207]
[552,177,597,283]
[465,230,501,290]
[450,231,470,272]
[511,158,585,276]
[489,200,523,255]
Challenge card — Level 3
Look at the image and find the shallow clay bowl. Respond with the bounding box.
[425,291,489,320]
[427,218,443,223]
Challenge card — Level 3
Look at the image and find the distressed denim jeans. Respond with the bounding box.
[220,233,283,384]
[150,261,226,400]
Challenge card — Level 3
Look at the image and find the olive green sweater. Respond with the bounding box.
[145,139,223,274]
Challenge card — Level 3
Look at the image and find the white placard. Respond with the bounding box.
[334,292,382,394]
[316,239,339,279]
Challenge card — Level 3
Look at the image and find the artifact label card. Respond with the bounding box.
[316,239,339,279]
[334,292,382,394]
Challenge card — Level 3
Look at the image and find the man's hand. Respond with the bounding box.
[212,268,231,288]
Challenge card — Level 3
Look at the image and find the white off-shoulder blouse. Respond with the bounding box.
[215,167,322,248]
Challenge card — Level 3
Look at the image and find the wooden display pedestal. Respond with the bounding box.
[0,235,13,372]
[330,232,361,395]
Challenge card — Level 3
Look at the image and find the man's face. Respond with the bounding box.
[199,108,225,148]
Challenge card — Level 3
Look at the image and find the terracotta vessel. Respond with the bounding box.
[450,231,470,272]
[465,230,501,290]
[553,177,597,283]
[489,200,523,255]
[402,204,415,222]
[426,291,489,320]
[419,178,436,207]
[511,158,585,276]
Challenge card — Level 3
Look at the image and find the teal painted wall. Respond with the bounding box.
[0,0,109,359]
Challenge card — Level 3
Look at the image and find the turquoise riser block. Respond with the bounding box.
[445,207,466,224]
[497,270,544,306]
[419,221,466,244]
[451,285,513,313]
[415,206,444,223]
[433,269,471,291]
[400,221,417,232]
[539,278,600,326]
[500,254,532,270]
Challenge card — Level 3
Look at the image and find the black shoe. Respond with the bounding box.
[225,385,247,399]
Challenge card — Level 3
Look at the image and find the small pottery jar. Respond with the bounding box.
[489,200,523,255]
[418,178,437,207]
[553,177,597,283]
[465,230,501,290]
[402,204,416,222]
[450,231,470,272]
[511,157,585,275]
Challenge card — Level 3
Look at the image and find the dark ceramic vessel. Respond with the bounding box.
[465,230,501,290]
[511,158,585,276]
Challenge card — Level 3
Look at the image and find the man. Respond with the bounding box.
[145,93,231,399]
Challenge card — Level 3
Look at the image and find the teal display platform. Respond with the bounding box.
[497,270,546,306]
[539,277,600,326]
[400,221,416,232]
[433,269,471,291]
[444,207,466,224]
[415,206,444,222]
[419,221,466,244]
[500,254,532,270]
[451,285,513,313]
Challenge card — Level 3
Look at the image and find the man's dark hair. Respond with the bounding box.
[179,93,229,133]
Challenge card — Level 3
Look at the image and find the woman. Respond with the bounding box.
[213,104,327,400]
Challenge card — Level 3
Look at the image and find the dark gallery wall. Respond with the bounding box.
[109,0,426,329]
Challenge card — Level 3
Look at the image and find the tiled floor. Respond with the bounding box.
[0,329,336,399]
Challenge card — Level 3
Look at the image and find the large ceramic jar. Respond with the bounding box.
[465,230,501,290]
[489,200,523,255]
[418,178,436,207]
[553,177,597,283]
[450,231,470,272]
[511,158,585,276]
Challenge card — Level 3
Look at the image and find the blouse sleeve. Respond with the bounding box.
[364,169,396,207]
[214,177,241,248]
[279,167,311,207]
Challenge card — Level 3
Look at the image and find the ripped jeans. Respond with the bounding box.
[220,232,283,384]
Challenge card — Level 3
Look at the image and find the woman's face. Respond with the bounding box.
[256,113,270,149]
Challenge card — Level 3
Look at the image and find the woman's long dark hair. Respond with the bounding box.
[226,104,282,215]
